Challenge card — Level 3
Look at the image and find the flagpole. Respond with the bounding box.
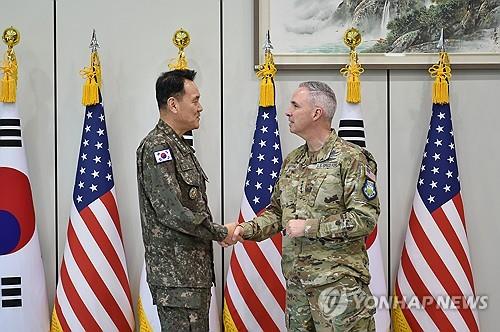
[338,28,391,331]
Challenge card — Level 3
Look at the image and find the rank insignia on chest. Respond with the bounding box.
[189,187,198,199]
[154,148,172,163]
[362,179,377,200]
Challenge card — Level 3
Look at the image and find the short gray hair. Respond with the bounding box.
[299,81,337,120]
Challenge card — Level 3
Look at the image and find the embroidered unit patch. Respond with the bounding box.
[362,179,377,200]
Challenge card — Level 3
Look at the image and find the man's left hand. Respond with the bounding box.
[286,219,306,238]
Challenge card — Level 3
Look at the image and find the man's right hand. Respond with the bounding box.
[232,224,245,243]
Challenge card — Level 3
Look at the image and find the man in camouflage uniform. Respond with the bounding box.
[231,81,380,331]
[137,69,235,331]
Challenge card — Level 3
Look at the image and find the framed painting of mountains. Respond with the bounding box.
[255,0,500,69]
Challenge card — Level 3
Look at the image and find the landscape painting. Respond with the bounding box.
[257,0,500,68]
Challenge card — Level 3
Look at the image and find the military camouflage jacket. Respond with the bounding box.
[241,130,380,287]
[137,119,227,288]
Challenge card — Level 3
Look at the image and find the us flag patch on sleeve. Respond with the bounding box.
[366,166,377,182]
[154,148,172,163]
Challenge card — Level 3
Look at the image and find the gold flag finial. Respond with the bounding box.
[1,26,20,103]
[340,28,364,103]
[80,29,102,106]
[169,28,190,70]
[256,30,277,107]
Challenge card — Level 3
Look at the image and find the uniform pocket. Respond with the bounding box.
[178,167,201,187]
[176,155,202,186]
[278,176,297,209]
[307,171,343,209]
[306,173,327,206]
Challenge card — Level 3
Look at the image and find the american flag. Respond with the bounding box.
[223,103,286,331]
[393,103,479,331]
[51,102,134,331]
[337,100,390,331]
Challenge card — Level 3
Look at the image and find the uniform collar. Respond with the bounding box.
[302,129,339,164]
[156,119,195,155]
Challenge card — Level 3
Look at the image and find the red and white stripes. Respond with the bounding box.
[54,190,134,331]
[395,192,479,332]
[224,195,286,331]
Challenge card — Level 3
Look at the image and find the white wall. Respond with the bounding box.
[54,0,223,316]
[2,0,499,330]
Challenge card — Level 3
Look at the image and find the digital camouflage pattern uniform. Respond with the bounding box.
[137,119,228,331]
[240,130,380,331]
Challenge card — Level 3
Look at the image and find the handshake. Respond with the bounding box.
[219,222,245,247]
[218,218,308,247]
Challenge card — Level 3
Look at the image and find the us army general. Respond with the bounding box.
[231,81,380,331]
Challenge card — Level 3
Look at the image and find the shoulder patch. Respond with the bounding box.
[362,179,377,200]
[154,148,172,164]
[366,165,377,182]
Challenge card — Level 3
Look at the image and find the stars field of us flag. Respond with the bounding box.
[0,52,50,331]
[392,53,479,332]
[51,38,134,331]
[223,48,286,331]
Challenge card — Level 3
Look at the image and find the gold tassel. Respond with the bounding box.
[256,51,277,107]
[168,50,189,70]
[429,51,451,104]
[80,51,101,106]
[0,49,18,103]
[340,51,364,104]
[347,77,360,103]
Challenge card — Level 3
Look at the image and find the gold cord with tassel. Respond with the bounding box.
[1,27,20,103]
[168,49,189,70]
[428,51,451,104]
[256,51,277,107]
[0,48,17,102]
[80,50,101,106]
[340,50,364,104]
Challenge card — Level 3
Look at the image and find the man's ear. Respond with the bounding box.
[312,107,323,121]
[167,96,177,114]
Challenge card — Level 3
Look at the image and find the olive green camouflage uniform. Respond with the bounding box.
[137,119,227,331]
[240,130,379,331]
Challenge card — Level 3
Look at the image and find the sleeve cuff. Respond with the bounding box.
[215,224,228,241]
[240,223,254,240]
[304,219,319,238]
